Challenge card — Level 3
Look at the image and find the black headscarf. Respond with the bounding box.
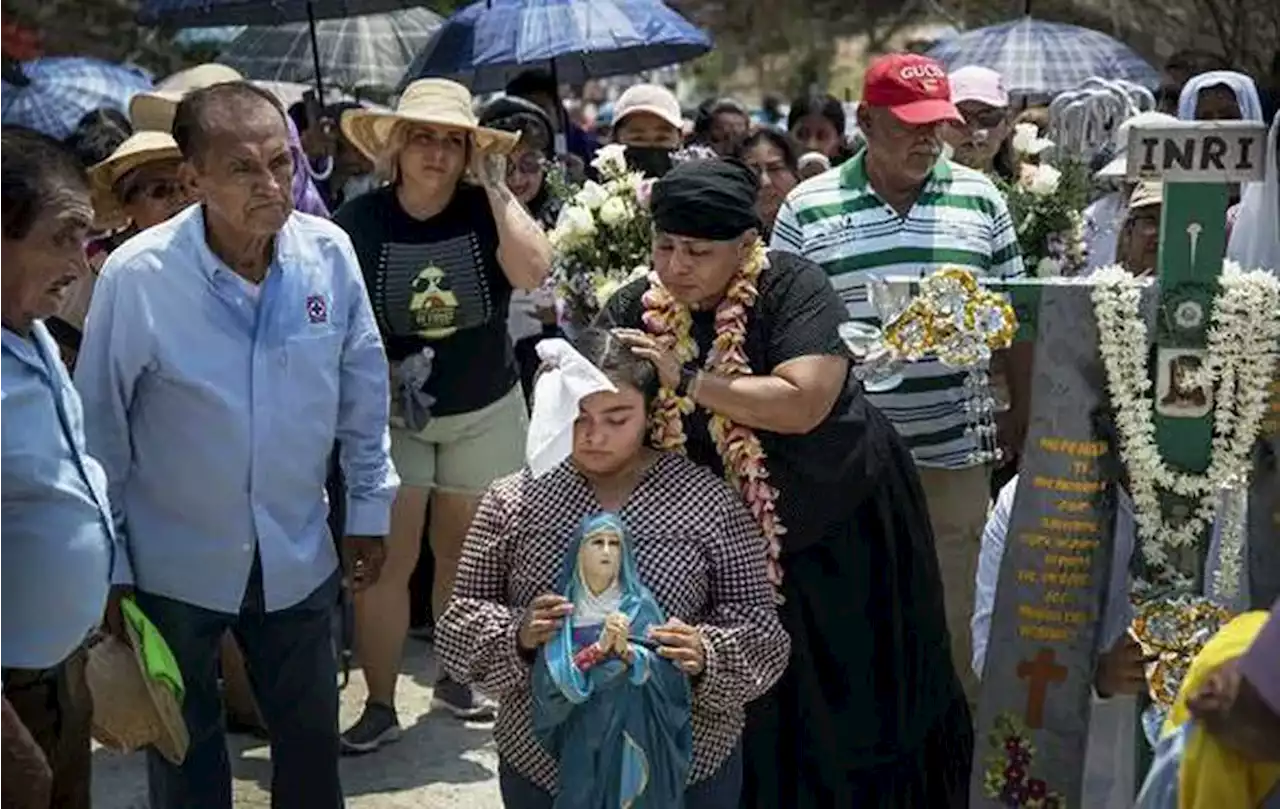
[650,158,760,240]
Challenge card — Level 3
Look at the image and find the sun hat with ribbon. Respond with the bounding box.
[85,598,188,765]
[87,131,184,231]
[525,338,617,478]
[130,63,245,133]
[340,78,519,163]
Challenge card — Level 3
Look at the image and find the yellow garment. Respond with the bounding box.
[1162,611,1280,809]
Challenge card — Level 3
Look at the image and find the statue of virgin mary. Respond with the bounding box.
[532,513,693,808]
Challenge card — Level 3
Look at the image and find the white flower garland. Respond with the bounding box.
[1091,262,1280,592]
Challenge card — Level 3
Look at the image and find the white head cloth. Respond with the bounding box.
[525,338,617,478]
[1226,111,1280,276]
[1176,71,1264,122]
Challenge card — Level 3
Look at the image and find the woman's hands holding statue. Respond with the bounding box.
[649,618,708,677]
[517,593,574,653]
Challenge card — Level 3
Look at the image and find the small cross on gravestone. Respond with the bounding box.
[1016,648,1068,729]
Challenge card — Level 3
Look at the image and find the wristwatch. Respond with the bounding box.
[676,366,699,398]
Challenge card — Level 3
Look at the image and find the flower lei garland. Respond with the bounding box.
[1091,262,1280,593]
[640,240,785,588]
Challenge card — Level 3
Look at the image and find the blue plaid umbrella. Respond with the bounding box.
[401,0,711,93]
[926,17,1160,98]
[1,57,153,140]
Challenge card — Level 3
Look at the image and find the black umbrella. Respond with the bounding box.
[139,0,430,100]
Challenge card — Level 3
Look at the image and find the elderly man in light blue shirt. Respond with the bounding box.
[1,126,116,809]
[75,82,397,809]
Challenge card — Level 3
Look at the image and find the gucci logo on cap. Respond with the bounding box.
[899,64,946,81]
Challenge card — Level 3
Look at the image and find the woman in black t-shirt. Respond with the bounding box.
[335,79,552,748]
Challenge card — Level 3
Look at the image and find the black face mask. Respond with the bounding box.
[623,146,675,178]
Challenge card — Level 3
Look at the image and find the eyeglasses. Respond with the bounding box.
[120,178,186,205]
[506,153,547,176]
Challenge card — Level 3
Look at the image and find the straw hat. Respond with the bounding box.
[88,131,184,231]
[1128,180,1164,210]
[130,63,245,132]
[85,620,189,765]
[341,78,519,162]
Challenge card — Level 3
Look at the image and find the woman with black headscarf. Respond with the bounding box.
[596,159,973,809]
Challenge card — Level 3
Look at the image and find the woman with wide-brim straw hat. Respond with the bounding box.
[333,77,552,752]
[49,131,195,371]
[88,131,192,234]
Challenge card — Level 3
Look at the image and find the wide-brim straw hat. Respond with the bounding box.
[85,614,189,764]
[341,78,519,163]
[88,131,184,231]
[130,63,245,132]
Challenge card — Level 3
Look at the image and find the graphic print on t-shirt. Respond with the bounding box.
[408,265,459,336]
[380,234,496,341]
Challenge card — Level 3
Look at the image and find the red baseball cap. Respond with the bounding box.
[862,53,964,125]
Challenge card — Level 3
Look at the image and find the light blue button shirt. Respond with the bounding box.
[75,205,398,614]
[2,320,114,668]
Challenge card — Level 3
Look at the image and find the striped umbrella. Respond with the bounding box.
[1,57,152,139]
[216,7,441,91]
[926,17,1160,98]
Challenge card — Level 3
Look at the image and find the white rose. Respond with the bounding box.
[556,205,596,245]
[576,180,609,210]
[1011,122,1054,156]
[590,143,628,176]
[1027,164,1062,196]
[1035,256,1062,277]
[598,196,630,226]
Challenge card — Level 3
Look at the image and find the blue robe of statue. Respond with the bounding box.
[531,513,693,808]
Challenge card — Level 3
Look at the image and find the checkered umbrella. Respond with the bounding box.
[1,57,153,139]
[926,17,1160,99]
[216,7,442,92]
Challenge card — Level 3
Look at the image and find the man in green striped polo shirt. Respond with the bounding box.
[770,53,1025,702]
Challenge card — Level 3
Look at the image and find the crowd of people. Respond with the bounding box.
[2,37,1279,809]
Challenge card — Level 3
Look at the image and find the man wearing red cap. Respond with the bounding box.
[772,53,1025,715]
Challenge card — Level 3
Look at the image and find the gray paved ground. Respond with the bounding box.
[92,639,503,808]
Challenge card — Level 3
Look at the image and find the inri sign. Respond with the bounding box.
[1126,120,1269,183]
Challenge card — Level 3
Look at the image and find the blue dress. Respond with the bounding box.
[531,513,693,808]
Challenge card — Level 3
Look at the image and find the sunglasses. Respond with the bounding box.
[506,153,547,176]
[121,178,186,205]
[959,108,1007,129]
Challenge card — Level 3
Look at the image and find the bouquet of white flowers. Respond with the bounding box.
[997,123,1090,277]
[550,144,656,326]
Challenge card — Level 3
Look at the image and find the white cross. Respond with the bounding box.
[1186,222,1204,265]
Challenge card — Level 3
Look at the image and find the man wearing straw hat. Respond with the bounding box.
[1,127,116,809]
[75,82,398,808]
